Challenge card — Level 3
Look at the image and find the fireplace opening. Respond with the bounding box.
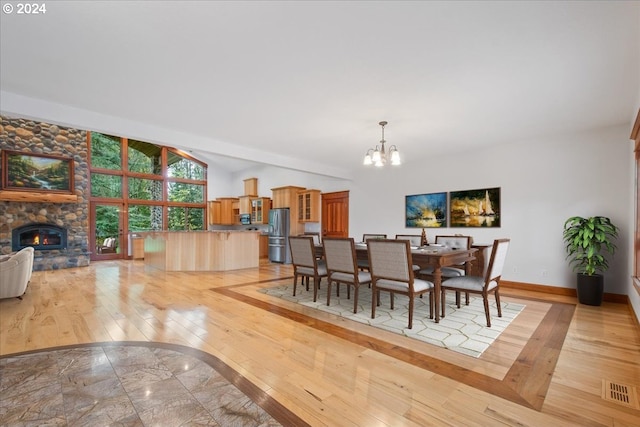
[12,223,68,251]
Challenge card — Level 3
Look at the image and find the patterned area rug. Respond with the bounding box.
[261,283,525,358]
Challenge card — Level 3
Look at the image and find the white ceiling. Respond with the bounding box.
[1,1,639,178]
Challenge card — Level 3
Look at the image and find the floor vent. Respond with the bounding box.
[602,380,639,409]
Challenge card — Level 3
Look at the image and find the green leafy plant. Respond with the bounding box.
[563,216,619,276]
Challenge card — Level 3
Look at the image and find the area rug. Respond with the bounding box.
[261,283,525,358]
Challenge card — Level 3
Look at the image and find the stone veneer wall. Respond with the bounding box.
[0,115,90,270]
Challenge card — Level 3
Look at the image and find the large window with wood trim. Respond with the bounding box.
[89,133,207,255]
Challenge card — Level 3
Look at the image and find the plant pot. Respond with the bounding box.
[576,273,604,306]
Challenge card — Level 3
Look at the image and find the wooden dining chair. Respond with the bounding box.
[358,234,387,270]
[394,234,422,247]
[418,235,473,305]
[299,232,323,260]
[289,236,328,302]
[395,235,423,272]
[440,238,510,327]
[362,233,387,242]
[302,232,321,246]
[418,235,473,277]
[367,239,434,329]
[323,238,372,313]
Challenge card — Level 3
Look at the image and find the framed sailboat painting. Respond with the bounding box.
[449,187,501,228]
[405,192,448,228]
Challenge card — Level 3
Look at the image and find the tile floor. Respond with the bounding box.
[0,343,290,426]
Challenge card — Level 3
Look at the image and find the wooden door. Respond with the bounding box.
[322,191,349,239]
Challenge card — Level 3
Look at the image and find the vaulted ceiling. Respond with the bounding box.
[1,1,638,178]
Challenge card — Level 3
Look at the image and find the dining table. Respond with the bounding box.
[316,243,477,323]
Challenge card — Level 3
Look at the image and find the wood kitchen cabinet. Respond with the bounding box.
[259,234,269,259]
[239,196,252,215]
[271,186,305,209]
[297,189,320,222]
[211,197,239,225]
[251,197,271,224]
[231,200,240,224]
[244,178,258,196]
[208,200,222,225]
[132,236,145,260]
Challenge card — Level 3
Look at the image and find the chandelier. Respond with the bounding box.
[363,121,401,167]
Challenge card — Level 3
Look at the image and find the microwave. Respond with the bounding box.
[240,214,251,225]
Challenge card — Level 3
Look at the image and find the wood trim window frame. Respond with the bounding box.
[87,133,208,259]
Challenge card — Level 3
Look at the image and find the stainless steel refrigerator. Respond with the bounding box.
[268,208,291,264]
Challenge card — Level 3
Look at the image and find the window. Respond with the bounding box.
[128,139,162,175]
[128,204,163,231]
[167,151,205,179]
[89,135,208,234]
[168,207,205,231]
[91,133,122,170]
[91,173,122,198]
[167,182,204,203]
[128,177,163,201]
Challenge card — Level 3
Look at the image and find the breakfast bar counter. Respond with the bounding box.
[143,230,260,271]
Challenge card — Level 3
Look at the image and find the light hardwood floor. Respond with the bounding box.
[1,260,639,426]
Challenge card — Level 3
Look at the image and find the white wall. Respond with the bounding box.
[207,164,351,200]
[207,166,234,199]
[227,125,632,296]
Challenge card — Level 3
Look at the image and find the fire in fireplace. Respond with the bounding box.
[12,223,68,251]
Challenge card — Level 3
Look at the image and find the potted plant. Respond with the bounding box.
[562,216,619,306]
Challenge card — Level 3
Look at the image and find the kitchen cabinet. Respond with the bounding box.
[271,186,305,209]
[251,197,271,224]
[244,178,258,196]
[144,231,259,271]
[231,200,240,224]
[239,196,252,215]
[132,236,145,260]
[297,189,321,222]
[208,201,222,225]
[211,197,239,225]
[259,234,269,259]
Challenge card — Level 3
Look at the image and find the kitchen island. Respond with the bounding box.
[143,230,260,271]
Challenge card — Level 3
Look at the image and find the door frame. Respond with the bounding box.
[90,201,126,261]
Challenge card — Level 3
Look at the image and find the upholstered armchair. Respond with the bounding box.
[0,247,35,299]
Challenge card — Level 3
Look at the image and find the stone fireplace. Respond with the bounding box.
[12,223,68,251]
[1,115,91,271]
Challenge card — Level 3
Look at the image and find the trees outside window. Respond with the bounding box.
[89,133,208,258]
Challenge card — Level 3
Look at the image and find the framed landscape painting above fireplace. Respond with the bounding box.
[2,150,74,193]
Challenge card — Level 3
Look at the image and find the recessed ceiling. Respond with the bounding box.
[1,1,638,178]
